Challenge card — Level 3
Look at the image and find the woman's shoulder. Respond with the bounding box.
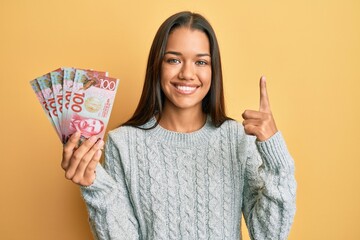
[220,118,244,132]
[219,118,254,144]
[107,125,139,140]
[107,117,156,140]
[108,125,128,137]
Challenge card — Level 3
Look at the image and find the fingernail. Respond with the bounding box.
[97,140,104,148]
[88,136,98,143]
[72,131,81,138]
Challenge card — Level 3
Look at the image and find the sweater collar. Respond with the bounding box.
[145,116,216,147]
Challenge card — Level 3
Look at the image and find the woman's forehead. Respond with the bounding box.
[165,27,210,54]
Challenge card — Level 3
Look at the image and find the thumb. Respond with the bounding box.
[259,76,271,113]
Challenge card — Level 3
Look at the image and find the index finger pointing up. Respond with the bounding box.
[259,76,271,112]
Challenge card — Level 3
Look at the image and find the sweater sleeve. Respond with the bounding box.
[80,133,140,240]
[242,131,297,240]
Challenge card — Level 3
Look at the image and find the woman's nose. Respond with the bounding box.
[178,62,195,80]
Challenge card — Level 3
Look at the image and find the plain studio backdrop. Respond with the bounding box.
[0,0,359,239]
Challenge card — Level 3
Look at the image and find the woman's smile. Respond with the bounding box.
[172,83,200,94]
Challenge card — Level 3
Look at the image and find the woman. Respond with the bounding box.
[62,11,296,240]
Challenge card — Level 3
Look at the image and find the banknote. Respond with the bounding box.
[50,68,64,134]
[62,69,108,141]
[30,79,61,139]
[63,69,118,143]
[62,67,76,128]
[36,73,62,139]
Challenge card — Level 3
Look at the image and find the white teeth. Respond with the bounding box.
[176,85,196,92]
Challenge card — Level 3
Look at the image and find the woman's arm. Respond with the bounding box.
[242,132,296,240]
[80,134,140,240]
[62,132,140,239]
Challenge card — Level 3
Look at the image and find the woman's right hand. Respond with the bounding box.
[61,131,104,186]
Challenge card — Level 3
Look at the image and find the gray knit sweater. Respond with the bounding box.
[81,117,296,240]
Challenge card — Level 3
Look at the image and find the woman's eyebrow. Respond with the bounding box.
[164,51,210,57]
[164,51,181,56]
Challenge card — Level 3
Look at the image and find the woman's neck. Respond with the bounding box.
[158,107,207,133]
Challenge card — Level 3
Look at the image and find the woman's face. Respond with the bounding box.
[160,27,211,113]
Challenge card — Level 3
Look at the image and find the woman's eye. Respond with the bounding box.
[166,58,180,64]
[196,60,208,66]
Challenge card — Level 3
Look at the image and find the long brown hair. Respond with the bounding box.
[122,11,231,129]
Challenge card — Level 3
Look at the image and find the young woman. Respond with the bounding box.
[62,11,296,240]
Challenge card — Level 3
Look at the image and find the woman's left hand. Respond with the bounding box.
[242,76,278,141]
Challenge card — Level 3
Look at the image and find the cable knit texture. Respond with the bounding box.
[81,117,296,240]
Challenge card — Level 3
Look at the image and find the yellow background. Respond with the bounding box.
[1,0,359,239]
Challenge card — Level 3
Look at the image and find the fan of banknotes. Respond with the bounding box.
[30,67,120,143]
